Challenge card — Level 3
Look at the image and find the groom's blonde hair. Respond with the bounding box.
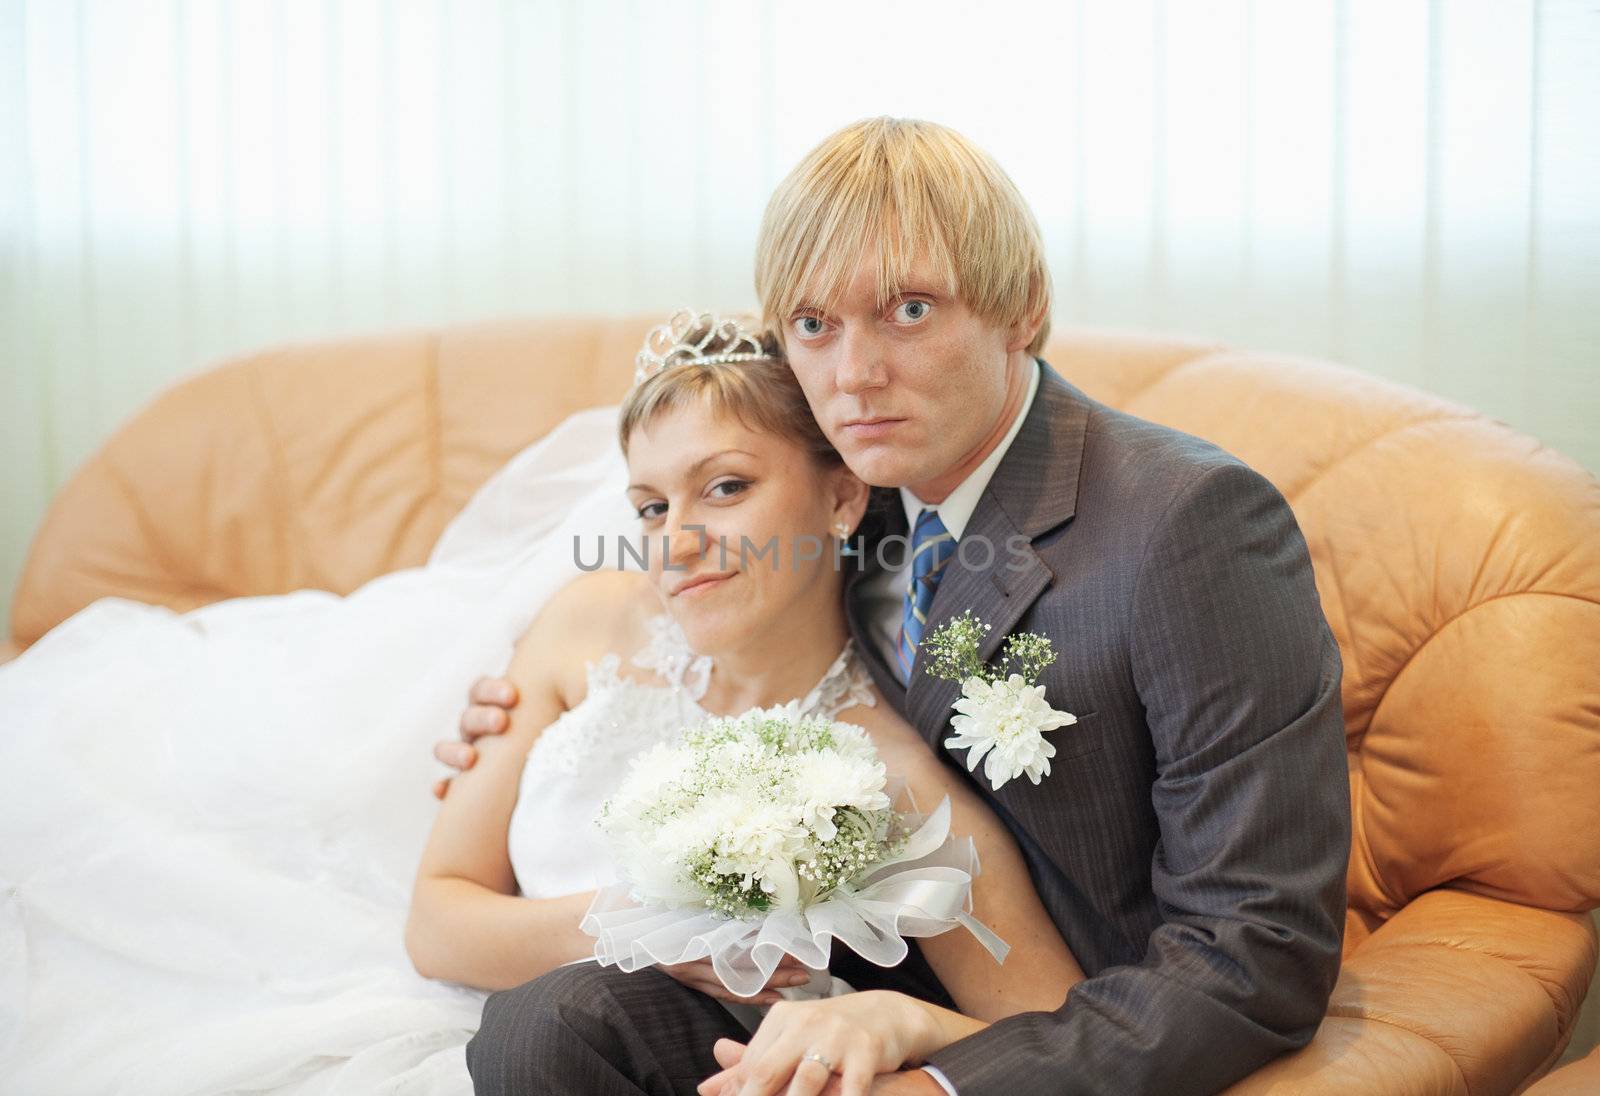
[755,117,1052,354]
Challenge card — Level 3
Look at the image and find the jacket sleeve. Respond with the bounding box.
[924,461,1351,1096]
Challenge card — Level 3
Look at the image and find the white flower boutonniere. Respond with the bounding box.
[922,611,1077,791]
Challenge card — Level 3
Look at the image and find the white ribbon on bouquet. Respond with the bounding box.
[580,796,1009,998]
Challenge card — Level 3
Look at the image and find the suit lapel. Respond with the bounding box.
[904,360,1090,743]
[904,508,1054,738]
[844,486,909,712]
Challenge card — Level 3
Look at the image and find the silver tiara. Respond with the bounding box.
[632,309,777,387]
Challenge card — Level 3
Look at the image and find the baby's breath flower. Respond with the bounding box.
[920,613,1078,792]
[922,610,992,685]
[1000,632,1057,683]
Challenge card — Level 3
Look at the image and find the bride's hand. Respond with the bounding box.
[658,955,814,1005]
[431,676,520,799]
[695,990,942,1096]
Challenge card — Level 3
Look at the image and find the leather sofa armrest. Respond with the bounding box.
[1525,1045,1600,1095]
[1223,888,1597,1095]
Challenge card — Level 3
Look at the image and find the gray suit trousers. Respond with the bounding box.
[467,945,954,1095]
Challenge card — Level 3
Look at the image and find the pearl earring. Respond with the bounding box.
[833,520,859,557]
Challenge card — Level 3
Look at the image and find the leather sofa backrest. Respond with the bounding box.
[11,316,1600,951]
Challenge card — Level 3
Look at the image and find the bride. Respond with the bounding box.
[0,311,1079,1096]
[411,313,1083,1091]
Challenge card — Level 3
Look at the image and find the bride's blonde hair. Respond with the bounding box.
[618,314,841,468]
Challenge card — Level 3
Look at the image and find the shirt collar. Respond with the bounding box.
[899,358,1043,540]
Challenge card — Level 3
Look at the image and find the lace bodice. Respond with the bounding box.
[506,614,876,899]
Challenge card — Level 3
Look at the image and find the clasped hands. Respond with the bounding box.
[695,990,947,1096]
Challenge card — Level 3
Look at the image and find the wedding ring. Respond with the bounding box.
[801,1049,835,1072]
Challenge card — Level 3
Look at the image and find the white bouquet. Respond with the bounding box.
[581,702,1007,997]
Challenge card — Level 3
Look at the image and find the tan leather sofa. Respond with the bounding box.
[1529,1045,1600,1095]
[7,316,1599,1093]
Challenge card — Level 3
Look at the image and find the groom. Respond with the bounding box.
[444,118,1350,1095]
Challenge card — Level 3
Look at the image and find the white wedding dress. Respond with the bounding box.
[508,612,875,901]
[0,407,865,1095]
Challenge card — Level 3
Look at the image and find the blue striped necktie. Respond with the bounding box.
[896,509,956,684]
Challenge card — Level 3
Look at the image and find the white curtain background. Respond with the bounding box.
[3,0,1598,604]
[1,0,1598,1065]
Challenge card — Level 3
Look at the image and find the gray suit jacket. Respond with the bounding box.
[844,361,1350,1096]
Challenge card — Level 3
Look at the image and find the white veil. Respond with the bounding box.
[0,405,634,1095]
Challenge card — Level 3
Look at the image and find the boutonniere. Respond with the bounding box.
[921,610,1077,791]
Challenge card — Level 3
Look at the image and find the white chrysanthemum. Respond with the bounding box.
[943,673,1077,791]
[706,798,807,876]
[653,796,794,890]
[821,720,881,764]
[758,699,805,726]
[617,830,703,905]
[607,741,695,812]
[596,704,901,917]
[787,750,890,840]
[757,856,803,910]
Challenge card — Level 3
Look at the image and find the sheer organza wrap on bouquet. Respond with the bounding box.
[582,788,1009,999]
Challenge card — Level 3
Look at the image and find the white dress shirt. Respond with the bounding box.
[852,359,1043,1096]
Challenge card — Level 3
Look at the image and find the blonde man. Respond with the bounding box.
[452,118,1349,1096]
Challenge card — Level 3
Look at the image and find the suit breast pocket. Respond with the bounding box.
[993,711,1140,827]
[1050,711,1107,762]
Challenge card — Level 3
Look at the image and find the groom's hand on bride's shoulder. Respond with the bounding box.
[430,676,520,799]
